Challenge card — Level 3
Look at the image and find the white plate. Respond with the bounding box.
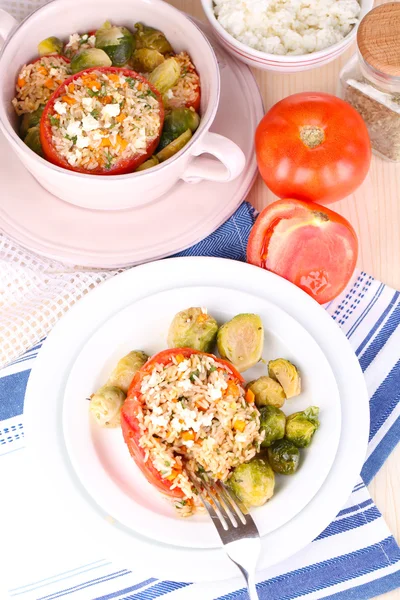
[63,286,341,549]
[24,258,369,582]
[0,21,263,268]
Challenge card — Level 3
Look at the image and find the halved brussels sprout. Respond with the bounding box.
[70,48,112,74]
[228,456,275,508]
[134,22,173,55]
[130,48,165,73]
[136,156,159,171]
[247,377,286,408]
[20,105,44,139]
[95,21,134,66]
[107,350,149,394]
[268,358,301,399]
[24,126,43,157]
[158,108,200,151]
[167,307,218,352]
[267,439,300,475]
[38,36,63,56]
[148,57,180,94]
[285,406,320,448]
[156,129,192,163]
[89,385,126,428]
[259,405,286,447]
[217,314,264,373]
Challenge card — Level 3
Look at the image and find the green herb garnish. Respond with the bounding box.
[91,108,100,119]
[49,115,59,127]
[189,370,200,383]
[65,134,77,144]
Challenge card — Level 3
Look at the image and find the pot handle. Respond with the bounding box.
[0,9,17,48]
[180,131,246,184]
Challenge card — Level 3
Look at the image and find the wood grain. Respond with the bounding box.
[167,1,400,597]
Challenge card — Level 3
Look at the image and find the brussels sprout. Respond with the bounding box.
[89,385,126,428]
[267,439,300,475]
[228,456,275,508]
[158,108,200,151]
[95,21,134,66]
[24,126,43,157]
[156,129,192,162]
[107,350,149,394]
[130,48,165,73]
[247,377,286,408]
[217,314,264,373]
[285,406,320,448]
[268,358,301,399]
[134,22,173,55]
[70,48,112,74]
[38,36,63,56]
[148,57,180,94]
[167,307,218,352]
[135,156,159,171]
[20,105,44,139]
[259,405,286,447]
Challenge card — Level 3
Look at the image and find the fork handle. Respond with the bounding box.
[235,565,259,599]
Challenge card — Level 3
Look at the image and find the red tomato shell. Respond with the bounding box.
[121,348,244,499]
[40,67,164,175]
[255,92,371,205]
[247,199,358,305]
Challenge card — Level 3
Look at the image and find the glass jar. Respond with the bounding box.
[339,2,400,162]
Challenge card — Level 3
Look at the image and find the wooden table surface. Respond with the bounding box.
[168,1,400,597]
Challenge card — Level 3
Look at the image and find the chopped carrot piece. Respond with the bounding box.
[17,77,26,88]
[81,75,101,90]
[165,469,180,481]
[101,138,111,147]
[68,83,75,93]
[233,419,246,432]
[225,380,240,398]
[181,430,195,442]
[114,134,128,151]
[108,73,120,83]
[61,95,77,105]
[175,354,185,364]
[100,95,112,105]
[37,66,48,76]
[115,113,126,123]
[197,313,209,324]
[137,82,143,91]
[245,389,255,403]
[44,78,55,89]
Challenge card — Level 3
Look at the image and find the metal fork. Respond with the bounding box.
[188,472,260,599]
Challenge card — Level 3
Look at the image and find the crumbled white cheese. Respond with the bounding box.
[66,120,82,136]
[54,101,67,115]
[82,97,94,110]
[76,135,90,149]
[82,115,100,132]
[88,35,96,46]
[66,33,80,47]
[165,89,173,99]
[177,360,190,373]
[177,379,192,392]
[101,103,121,118]
[201,307,208,314]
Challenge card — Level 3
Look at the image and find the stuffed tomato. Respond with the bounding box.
[121,347,262,511]
[40,67,164,174]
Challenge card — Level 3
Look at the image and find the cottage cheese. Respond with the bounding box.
[213,0,361,55]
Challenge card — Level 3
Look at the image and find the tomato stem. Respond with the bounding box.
[300,126,325,149]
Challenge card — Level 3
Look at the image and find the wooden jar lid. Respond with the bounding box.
[357,2,400,77]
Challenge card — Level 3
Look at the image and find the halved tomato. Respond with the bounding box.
[247,199,358,304]
[40,67,164,175]
[121,348,243,499]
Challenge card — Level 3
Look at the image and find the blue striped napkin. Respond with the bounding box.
[1,202,400,600]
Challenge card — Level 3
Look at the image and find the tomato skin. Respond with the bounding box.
[40,67,164,175]
[247,199,358,305]
[121,348,244,498]
[255,92,371,205]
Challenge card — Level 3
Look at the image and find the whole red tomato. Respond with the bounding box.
[255,92,371,205]
[247,199,358,304]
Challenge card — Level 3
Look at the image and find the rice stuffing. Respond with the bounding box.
[12,56,70,115]
[163,52,200,110]
[48,70,162,171]
[64,32,96,59]
[136,353,264,516]
[213,0,361,56]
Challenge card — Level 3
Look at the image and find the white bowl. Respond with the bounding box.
[0,0,245,210]
[200,0,374,73]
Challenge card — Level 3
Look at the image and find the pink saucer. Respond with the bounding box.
[0,21,263,268]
